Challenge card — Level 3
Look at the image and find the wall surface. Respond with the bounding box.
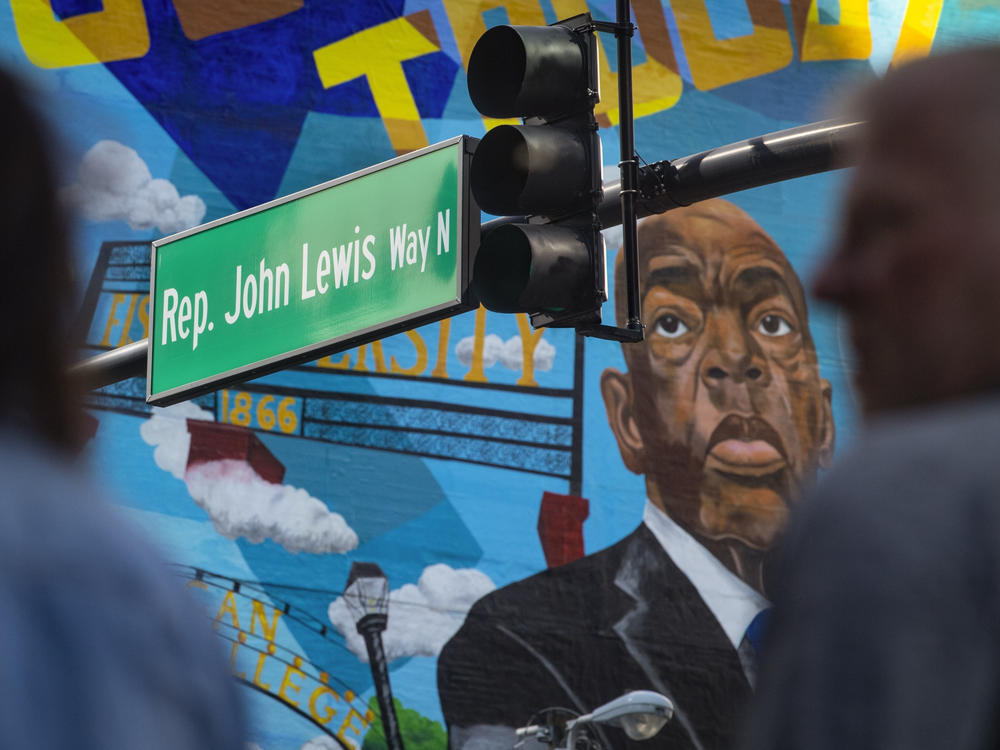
[1,1,997,748]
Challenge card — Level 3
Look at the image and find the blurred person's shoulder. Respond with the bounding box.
[0,422,214,635]
[0,424,245,749]
[0,425,168,579]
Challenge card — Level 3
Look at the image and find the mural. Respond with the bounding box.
[438,199,835,750]
[2,1,997,749]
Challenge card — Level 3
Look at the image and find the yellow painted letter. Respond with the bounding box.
[551,0,682,124]
[890,0,944,68]
[463,306,489,383]
[309,685,341,725]
[11,0,150,68]
[431,318,451,379]
[252,652,271,691]
[337,707,370,750]
[214,591,241,630]
[277,663,305,708]
[390,330,429,376]
[99,293,126,348]
[671,0,792,91]
[515,314,546,388]
[250,600,282,642]
[314,11,440,154]
[797,0,871,62]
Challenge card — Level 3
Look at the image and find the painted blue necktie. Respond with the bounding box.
[744,607,772,655]
[739,608,772,688]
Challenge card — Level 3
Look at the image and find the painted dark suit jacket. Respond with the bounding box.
[437,524,752,750]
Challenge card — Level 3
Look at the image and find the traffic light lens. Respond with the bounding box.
[467,26,527,119]
[468,25,587,119]
[471,126,527,215]
[472,223,597,314]
[471,125,590,216]
[472,224,532,314]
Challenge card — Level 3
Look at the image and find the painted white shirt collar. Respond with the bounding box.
[642,499,769,649]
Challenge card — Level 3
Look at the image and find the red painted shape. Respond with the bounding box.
[185,419,286,484]
[537,491,589,568]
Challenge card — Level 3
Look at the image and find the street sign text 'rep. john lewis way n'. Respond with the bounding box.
[147,136,478,405]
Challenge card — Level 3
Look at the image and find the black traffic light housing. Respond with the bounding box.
[467,15,606,328]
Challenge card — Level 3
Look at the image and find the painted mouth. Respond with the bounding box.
[704,415,787,477]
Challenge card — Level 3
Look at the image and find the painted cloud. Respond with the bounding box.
[328,563,496,662]
[140,403,358,555]
[455,334,555,373]
[63,140,207,236]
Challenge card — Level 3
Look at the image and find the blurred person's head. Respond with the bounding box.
[0,67,81,451]
[601,200,834,560]
[814,46,1000,416]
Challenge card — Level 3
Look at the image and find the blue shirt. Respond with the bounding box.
[0,427,245,749]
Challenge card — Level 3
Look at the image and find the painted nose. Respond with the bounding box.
[706,362,763,381]
[701,317,769,388]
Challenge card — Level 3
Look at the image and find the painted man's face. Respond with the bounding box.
[602,201,833,550]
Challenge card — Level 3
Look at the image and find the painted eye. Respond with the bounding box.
[654,314,689,338]
[757,314,791,336]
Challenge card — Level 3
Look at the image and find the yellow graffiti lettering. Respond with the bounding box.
[389,330,429,376]
[11,0,150,68]
[250,600,282,642]
[117,293,138,347]
[799,0,871,61]
[628,0,684,121]
[671,0,792,91]
[317,351,352,369]
[514,314,546,387]
[227,638,247,679]
[214,591,241,630]
[252,651,271,691]
[337,707,370,750]
[277,663,305,708]
[313,11,440,154]
[309,685,341,725]
[99,293,127,348]
[463,305,489,383]
[431,318,451,379]
[550,0,682,125]
[137,295,150,341]
[890,0,944,68]
[101,293,148,347]
[353,341,389,373]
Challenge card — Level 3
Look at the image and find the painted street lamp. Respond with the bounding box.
[343,561,404,750]
[516,690,673,749]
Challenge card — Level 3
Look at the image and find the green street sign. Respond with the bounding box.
[147,136,479,405]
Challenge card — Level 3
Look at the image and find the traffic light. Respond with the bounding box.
[467,15,606,328]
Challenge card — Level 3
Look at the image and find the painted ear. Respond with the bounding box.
[817,378,835,470]
[600,367,646,474]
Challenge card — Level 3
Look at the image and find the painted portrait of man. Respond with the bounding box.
[437,199,835,750]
